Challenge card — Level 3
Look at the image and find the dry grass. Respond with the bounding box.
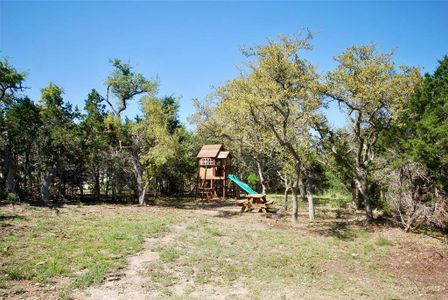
[1,197,447,299]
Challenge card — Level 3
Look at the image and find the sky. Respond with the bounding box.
[1,1,447,128]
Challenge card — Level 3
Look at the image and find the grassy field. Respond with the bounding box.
[0,203,180,299]
[0,196,447,299]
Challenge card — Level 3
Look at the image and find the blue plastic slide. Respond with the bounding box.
[227,174,258,195]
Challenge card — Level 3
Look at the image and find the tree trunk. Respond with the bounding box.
[6,164,17,194]
[291,183,299,223]
[41,169,56,206]
[5,155,18,195]
[351,182,357,206]
[153,179,158,201]
[284,186,290,210]
[79,182,84,198]
[277,171,290,210]
[136,172,145,205]
[26,151,32,198]
[306,182,315,222]
[105,174,110,200]
[351,180,363,209]
[94,171,100,201]
[256,160,267,195]
[298,176,307,202]
[130,153,146,205]
[112,186,115,201]
[355,174,373,221]
[138,180,149,205]
[60,178,66,199]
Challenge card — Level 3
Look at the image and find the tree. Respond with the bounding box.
[102,59,160,204]
[324,44,421,221]
[129,97,178,204]
[160,96,182,134]
[38,83,78,205]
[215,32,322,222]
[157,96,197,195]
[0,58,27,197]
[382,56,448,230]
[4,97,41,199]
[0,57,197,205]
[0,58,26,104]
[105,59,158,118]
[80,89,108,201]
[402,56,448,193]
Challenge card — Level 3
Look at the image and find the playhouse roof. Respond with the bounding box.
[197,144,223,158]
[217,151,230,159]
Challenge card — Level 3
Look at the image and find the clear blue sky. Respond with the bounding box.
[1,1,447,128]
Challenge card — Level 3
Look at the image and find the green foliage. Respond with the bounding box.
[134,96,179,178]
[195,32,324,220]
[246,174,260,186]
[36,83,82,201]
[5,97,41,141]
[159,96,181,134]
[0,58,26,104]
[6,192,18,203]
[313,192,351,208]
[323,44,422,217]
[4,97,42,181]
[397,56,448,192]
[39,83,76,150]
[106,58,158,116]
[40,83,65,107]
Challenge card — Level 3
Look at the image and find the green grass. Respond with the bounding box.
[375,236,395,247]
[313,191,352,208]
[158,246,181,262]
[0,205,180,293]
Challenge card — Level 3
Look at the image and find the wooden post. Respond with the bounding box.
[194,161,200,200]
[204,165,208,200]
[223,165,226,199]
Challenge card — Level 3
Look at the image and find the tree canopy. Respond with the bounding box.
[0,35,446,231]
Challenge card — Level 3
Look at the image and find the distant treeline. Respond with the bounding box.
[0,58,199,206]
[1,33,447,231]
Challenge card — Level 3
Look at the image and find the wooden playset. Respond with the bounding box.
[195,144,235,200]
[195,144,272,212]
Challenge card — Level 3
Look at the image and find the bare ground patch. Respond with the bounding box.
[379,238,448,299]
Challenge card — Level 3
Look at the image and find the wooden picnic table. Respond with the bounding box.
[237,194,273,213]
[198,187,215,202]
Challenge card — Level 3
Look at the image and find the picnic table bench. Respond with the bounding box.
[236,194,273,213]
[198,187,215,202]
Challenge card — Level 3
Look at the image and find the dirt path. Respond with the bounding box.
[73,205,263,300]
[73,223,189,300]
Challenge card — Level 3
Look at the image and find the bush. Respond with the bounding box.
[6,192,18,203]
[246,174,260,186]
[0,189,8,200]
[385,162,448,231]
